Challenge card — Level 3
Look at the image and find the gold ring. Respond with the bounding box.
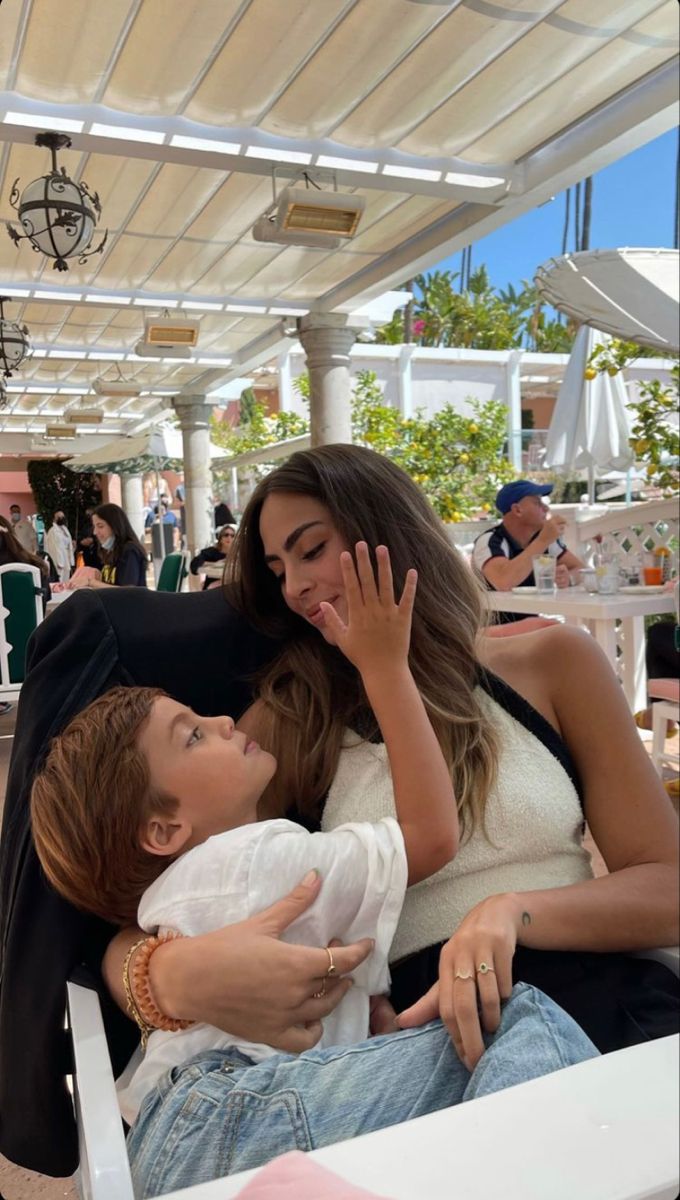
[454,970,474,981]
[476,962,495,975]
[325,947,337,978]
[312,980,327,999]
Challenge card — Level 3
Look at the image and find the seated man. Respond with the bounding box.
[472,480,584,623]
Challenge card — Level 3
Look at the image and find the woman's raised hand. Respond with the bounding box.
[320,542,417,675]
[396,893,524,1070]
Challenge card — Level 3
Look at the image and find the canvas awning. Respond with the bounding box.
[535,248,680,354]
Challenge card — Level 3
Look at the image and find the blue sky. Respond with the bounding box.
[434,128,678,292]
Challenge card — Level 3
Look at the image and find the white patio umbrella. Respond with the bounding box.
[543,326,635,503]
[535,248,679,354]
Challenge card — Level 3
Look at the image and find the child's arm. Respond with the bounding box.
[320,542,458,886]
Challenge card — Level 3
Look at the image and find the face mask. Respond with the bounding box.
[100,535,115,550]
[10,513,20,524]
[55,516,66,526]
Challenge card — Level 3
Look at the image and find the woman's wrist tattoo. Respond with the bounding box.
[521,910,532,927]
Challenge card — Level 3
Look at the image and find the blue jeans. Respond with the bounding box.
[128,983,597,1198]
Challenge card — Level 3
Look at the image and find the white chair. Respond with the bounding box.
[0,562,44,700]
[649,681,680,779]
[66,946,679,1200]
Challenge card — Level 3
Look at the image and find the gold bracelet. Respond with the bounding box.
[122,938,156,1049]
[124,932,194,1050]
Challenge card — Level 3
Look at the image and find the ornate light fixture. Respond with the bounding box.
[0,378,8,410]
[0,296,31,379]
[6,132,107,272]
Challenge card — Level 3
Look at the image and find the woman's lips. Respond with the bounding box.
[306,598,338,626]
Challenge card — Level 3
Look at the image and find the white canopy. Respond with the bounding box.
[0,0,676,445]
[543,326,635,502]
[535,249,680,354]
[66,428,226,474]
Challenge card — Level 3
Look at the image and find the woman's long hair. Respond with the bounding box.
[93,503,146,567]
[0,515,47,575]
[227,444,497,834]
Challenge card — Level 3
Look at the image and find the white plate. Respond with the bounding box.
[511,586,538,593]
[620,584,667,594]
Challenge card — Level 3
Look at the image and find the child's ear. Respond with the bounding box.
[141,814,191,857]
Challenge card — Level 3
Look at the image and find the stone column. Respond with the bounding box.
[505,350,523,472]
[297,314,359,445]
[120,472,145,540]
[171,394,214,557]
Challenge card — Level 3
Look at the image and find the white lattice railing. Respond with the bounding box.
[573,498,679,566]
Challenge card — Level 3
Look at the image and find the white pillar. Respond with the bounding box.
[505,350,523,472]
[120,473,145,540]
[172,395,214,557]
[398,345,414,419]
[297,314,358,445]
[277,348,293,412]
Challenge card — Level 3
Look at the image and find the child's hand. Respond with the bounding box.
[320,542,417,676]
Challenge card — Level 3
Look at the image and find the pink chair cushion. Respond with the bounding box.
[648,678,680,702]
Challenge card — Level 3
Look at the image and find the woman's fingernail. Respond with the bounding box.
[301,869,320,886]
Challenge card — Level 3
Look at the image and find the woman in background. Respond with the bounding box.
[71,504,147,589]
[0,515,51,714]
[190,524,236,590]
[0,514,50,605]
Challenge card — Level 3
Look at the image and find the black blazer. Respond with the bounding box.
[0,586,279,1176]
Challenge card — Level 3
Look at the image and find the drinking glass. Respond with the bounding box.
[535,555,556,594]
[643,551,663,586]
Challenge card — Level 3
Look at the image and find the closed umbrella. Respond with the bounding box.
[543,326,634,503]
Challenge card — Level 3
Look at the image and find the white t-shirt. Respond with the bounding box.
[117,816,406,1124]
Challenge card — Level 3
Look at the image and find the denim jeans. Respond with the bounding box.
[128,983,597,1199]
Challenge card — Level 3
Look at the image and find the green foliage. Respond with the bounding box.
[373,267,575,353]
[350,371,514,520]
[587,341,679,494]
[209,398,311,463]
[27,460,101,539]
[211,370,514,521]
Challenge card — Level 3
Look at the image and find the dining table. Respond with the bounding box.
[485,586,676,711]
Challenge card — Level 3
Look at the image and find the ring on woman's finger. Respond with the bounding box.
[325,946,337,977]
[312,979,327,999]
[476,962,495,975]
[454,969,474,981]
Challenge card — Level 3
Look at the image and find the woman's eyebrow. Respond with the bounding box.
[264,520,324,563]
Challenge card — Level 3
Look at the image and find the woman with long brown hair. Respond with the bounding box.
[0,514,50,714]
[0,513,50,602]
[102,444,678,1060]
[69,502,148,589]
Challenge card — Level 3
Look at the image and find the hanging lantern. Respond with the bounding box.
[0,378,9,410]
[0,296,31,379]
[6,131,107,272]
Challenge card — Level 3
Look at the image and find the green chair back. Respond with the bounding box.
[156,553,186,593]
[2,570,40,683]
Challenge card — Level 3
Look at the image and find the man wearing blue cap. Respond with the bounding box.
[472,481,584,612]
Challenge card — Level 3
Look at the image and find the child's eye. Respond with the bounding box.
[187,726,202,747]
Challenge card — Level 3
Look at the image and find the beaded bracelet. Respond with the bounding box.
[123,932,194,1050]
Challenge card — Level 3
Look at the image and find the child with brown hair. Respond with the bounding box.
[31,544,596,1196]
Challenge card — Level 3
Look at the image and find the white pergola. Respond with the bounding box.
[0,0,677,547]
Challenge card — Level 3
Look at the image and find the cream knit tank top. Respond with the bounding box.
[322,679,594,963]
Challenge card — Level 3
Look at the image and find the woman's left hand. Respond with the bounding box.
[396,893,524,1070]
